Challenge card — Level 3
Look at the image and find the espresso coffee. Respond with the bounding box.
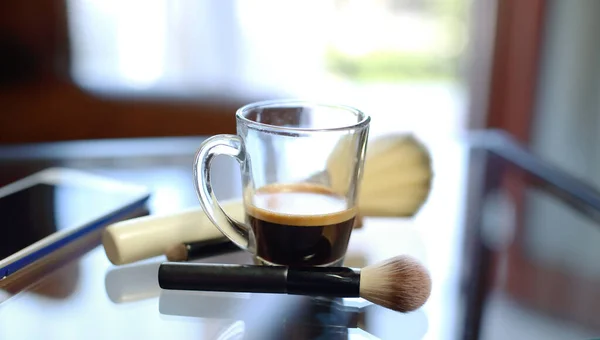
[245,183,356,266]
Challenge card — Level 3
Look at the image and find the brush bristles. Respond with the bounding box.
[326,133,434,218]
[359,255,431,313]
[357,134,433,217]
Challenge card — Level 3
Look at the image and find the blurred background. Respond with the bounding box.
[0,0,485,143]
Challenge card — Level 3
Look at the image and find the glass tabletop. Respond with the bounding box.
[1,131,599,339]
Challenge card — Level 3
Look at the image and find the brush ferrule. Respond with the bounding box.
[286,267,360,297]
[159,262,288,293]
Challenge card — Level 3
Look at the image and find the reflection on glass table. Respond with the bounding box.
[462,132,600,339]
[5,132,600,339]
[158,290,429,340]
[104,250,428,340]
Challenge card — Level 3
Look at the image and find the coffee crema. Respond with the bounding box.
[245,183,356,266]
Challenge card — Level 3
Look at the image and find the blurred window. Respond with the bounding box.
[67,0,469,138]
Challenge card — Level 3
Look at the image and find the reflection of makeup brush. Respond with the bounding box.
[160,291,361,339]
[103,133,433,265]
[158,255,431,313]
[159,290,359,326]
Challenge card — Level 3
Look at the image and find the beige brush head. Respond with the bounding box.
[359,255,432,313]
[327,133,433,217]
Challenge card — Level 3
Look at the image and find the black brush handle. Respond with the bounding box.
[158,262,361,297]
[286,267,360,297]
[158,262,287,293]
[185,237,240,260]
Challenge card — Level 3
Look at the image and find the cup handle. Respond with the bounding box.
[193,134,251,252]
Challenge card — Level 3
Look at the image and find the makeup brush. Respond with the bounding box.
[103,133,433,265]
[327,133,433,217]
[158,255,431,313]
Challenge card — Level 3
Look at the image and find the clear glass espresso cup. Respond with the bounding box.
[193,100,370,266]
